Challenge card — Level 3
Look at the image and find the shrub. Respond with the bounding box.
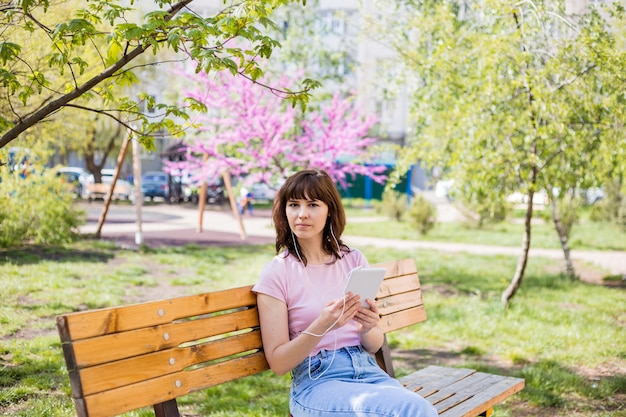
[589,179,623,225]
[460,198,507,228]
[0,168,86,248]
[407,194,437,235]
[476,199,508,227]
[379,189,407,222]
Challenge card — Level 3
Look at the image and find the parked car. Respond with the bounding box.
[87,169,132,200]
[55,166,94,199]
[168,171,223,204]
[186,180,225,205]
[250,183,277,201]
[140,171,170,201]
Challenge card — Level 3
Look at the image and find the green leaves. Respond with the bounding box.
[0,42,22,66]
[52,18,98,46]
[106,37,123,65]
[0,0,317,152]
[117,23,147,40]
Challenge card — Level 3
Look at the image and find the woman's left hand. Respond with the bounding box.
[354,298,381,334]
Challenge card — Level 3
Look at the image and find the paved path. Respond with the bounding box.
[79,202,626,277]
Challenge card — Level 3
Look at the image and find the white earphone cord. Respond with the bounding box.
[291,229,347,380]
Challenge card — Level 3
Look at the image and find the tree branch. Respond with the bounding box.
[63,103,142,135]
[552,64,597,92]
[0,0,194,149]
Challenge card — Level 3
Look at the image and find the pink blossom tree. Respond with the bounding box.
[167,66,386,190]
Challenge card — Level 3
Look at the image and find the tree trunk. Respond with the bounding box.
[502,191,534,307]
[84,120,121,183]
[549,193,577,278]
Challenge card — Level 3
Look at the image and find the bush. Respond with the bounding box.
[590,180,621,220]
[0,168,86,247]
[407,194,437,235]
[461,198,507,228]
[378,189,407,221]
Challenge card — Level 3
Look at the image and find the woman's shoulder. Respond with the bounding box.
[261,251,295,273]
[342,247,368,265]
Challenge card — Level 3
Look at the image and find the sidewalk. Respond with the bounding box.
[80,202,626,277]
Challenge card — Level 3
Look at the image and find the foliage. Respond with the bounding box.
[0,0,316,151]
[266,0,357,100]
[462,195,508,228]
[589,179,626,231]
[367,0,626,303]
[166,69,385,188]
[378,189,406,221]
[0,159,85,248]
[406,194,436,235]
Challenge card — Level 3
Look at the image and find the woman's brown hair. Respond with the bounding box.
[272,169,348,265]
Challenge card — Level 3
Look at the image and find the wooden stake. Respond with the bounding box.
[197,153,209,233]
[95,132,131,238]
[222,170,246,239]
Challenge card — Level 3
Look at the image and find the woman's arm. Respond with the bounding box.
[257,292,361,375]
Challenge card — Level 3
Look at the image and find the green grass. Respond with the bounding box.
[344,218,626,251]
[0,237,624,416]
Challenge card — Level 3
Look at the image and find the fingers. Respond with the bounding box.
[353,299,381,332]
[323,293,375,331]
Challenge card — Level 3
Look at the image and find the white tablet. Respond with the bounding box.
[343,266,387,308]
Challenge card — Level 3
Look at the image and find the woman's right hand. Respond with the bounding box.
[316,292,361,333]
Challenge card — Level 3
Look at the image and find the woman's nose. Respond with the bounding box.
[297,207,308,218]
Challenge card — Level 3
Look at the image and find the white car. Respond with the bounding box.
[87,169,132,200]
[56,166,94,199]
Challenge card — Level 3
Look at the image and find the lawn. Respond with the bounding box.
[0,233,625,416]
[344,216,626,252]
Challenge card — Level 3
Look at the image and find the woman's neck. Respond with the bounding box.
[298,238,329,265]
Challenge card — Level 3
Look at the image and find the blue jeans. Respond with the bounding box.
[290,345,439,417]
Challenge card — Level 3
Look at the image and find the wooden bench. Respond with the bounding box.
[56,258,524,417]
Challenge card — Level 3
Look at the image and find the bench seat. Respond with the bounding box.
[402,365,524,417]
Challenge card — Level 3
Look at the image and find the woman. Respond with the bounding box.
[253,169,438,417]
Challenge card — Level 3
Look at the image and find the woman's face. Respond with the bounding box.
[286,195,329,243]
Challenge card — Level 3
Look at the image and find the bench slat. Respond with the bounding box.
[377,289,424,316]
[375,258,422,278]
[58,286,256,340]
[378,274,422,297]
[82,352,269,417]
[426,371,497,411]
[438,375,525,417]
[399,366,525,417]
[378,305,427,333]
[401,366,477,394]
[68,307,260,367]
[78,330,264,396]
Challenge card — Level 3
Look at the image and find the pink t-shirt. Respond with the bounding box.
[252,249,369,355]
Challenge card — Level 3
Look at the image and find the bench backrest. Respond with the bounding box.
[57,258,425,417]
